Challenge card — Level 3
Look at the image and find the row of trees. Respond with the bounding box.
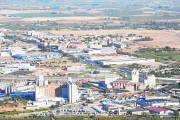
[149,68,180,78]
[162,83,180,92]
[134,37,153,41]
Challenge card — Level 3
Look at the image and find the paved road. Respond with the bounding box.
[0,76,81,82]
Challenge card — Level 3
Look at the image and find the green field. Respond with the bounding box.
[116,72,132,79]
[11,13,72,18]
[156,79,176,83]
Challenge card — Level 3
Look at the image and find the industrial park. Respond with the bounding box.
[1,0,180,120]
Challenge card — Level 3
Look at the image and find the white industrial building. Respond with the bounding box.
[27,31,40,37]
[0,47,25,56]
[0,63,36,74]
[101,57,155,65]
[5,79,28,94]
[132,69,139,82]
[144,75,156,88]
[67,66,86,71]
[67,77,79,103]
[35,87,45,100]
[36,75,48,87]
[83,47,116,55]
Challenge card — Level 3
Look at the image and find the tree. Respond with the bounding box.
[173,47,176,51]
[174,110,179,119]
[141,112,147,117]
[16,95,22,101]
[13,109,17,112]
[104,87,108,93]
[5,101,9,108]
[0,101,3,106]
[169,55,172,60]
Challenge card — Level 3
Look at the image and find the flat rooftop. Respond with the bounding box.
[17,52,60,56]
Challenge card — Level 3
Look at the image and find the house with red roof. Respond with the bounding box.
[145,106,174,115]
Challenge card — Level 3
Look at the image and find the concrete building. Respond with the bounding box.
[82,55,155,66]
[83,47,116,55]
[144,75,156,88]
[112,79,146,91]
[36,75,48,86]
[0,47,25,56]
[127,109,150,115]
[5,79,29,94]
[67,78,78,103]
[116,43,127,49]
[0,63,36,74]
[13,52,61,59]
[35,84,62,101]
[67,66,86,71]
[10,91,35,101]
[27,31,40,37]
[132,69,139,82]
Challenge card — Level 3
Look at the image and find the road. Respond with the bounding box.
[0,76,82,82]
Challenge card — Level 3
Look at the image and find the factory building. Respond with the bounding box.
[35,75,62,100]
[10,91,35,101]
[0,63,36,74]
[81,54,155,66]
[0,47,25,56]
[36,75,48,86]
[83,47,116,55]
[67,66,86,71]
[132,69,139,83]
[13,52,61,59]
[112,70,146,91]
[144,75,156,88]
[67,77,79,103]
[5,79,28,94]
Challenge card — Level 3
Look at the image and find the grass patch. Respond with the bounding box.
[95,96,105,101]
[156,79,176,83]
[116,72,131,79]
[86,65,98,70]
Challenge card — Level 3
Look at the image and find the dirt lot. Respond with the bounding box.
[30,58,81,76]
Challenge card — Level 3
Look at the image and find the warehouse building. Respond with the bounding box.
[0,63,36,74]
[13,52,61,59]
[83,56,155,66]
[67,66,86,71]
[10,91,35,101]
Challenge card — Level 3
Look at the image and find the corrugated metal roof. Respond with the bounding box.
[146,106,168,112]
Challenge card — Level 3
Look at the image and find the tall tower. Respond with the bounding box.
[131,69,139,82]
[107,39,110,46]
[67,79,78,103]
[147,75,156,87]
[38,75,44,86]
